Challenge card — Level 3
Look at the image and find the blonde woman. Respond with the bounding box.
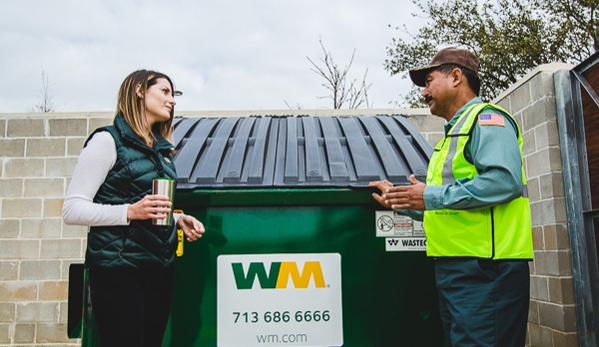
[63,70,205,347]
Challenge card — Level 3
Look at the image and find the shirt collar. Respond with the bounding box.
[443,97,483,135]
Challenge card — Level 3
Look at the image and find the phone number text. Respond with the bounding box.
[233,310,331,324]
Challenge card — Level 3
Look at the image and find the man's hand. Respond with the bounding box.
[369,175,426,211]
[369,180,394,209]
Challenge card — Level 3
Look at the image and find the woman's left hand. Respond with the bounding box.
[176,214,206,242]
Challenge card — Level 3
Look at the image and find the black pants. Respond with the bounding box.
[88,266,176,347]
[435,258,530,347]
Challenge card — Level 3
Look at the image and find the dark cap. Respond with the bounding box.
[409,47,480,87]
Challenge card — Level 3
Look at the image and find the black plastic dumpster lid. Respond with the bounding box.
[172,115,433,189]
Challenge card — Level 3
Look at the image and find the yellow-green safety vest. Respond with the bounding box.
[423,103,533,259]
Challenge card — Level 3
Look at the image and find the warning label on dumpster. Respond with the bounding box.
[375,211,426,251]
[217,253,343,347]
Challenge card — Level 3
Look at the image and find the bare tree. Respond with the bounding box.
[30,67,59,113]
[306,38,372,109]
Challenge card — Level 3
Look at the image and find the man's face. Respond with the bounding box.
[422,69,456,120]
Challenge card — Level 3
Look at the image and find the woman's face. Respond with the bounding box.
[144,78,176,126]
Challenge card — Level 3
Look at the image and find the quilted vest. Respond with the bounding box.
[84,113,178,269]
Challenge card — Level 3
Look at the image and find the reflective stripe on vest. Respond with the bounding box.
[423,103,533,259]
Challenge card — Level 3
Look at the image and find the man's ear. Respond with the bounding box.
[450,68,463,86]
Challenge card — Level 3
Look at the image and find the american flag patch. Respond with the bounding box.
[478,113,505,126]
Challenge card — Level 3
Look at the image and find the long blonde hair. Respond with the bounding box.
[116,70,175,146]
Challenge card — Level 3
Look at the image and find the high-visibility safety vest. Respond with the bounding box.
[423,103,533,259]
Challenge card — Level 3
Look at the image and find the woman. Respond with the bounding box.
[62,70,205,346]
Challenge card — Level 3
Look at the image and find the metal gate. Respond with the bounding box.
[556,50,599,347]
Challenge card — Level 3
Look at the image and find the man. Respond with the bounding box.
[370,47,533,347]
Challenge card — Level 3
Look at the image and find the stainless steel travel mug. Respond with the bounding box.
[152,178,175,225]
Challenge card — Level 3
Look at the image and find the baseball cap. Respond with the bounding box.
[409,47,480,87]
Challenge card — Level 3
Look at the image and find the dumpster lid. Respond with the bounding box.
[172,115,433,189]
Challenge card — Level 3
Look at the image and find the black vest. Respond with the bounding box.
[84,114,178,269]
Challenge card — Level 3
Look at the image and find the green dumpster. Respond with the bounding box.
[75,115,444,346]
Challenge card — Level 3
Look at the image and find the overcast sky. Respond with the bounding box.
[0,0,423,113]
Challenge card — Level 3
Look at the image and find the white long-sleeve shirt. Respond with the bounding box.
[62,131,130,226]
[63,131,181,227]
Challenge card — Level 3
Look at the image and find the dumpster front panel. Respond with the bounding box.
[164,197,443,347]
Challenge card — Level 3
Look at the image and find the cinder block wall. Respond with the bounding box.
[493,64,577,347]
[0,113,113,346]
[0,63,576,346]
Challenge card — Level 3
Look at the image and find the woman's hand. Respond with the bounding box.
[127,194,172,221]
[176,214,206,242]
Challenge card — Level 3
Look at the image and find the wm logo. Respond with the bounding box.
[232,261,326,290]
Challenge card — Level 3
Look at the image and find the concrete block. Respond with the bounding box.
[532,226,544,250]
[523,99,558,130]
[0,119,5,138]
[3,158,45,178]
[530,275,549,301]
[0,219,21,239]
[543,120,561,147]
[528,300,540,324]
[40,239,82,259]
[16,302,59,322]
[1,198,42,218]
[523,129,536,155]
[531,198,567,226]
[509,84,532,115]
[67,137,85,156]
[538,301,577,332]
[89,117,113,133]
[13,323,35,343]
[527,323,553,347]
[526,148,553,178]
[38,322,71,343]
[26,138,66,157]
[0,138,26,157]
[496,99,511,115]
[0,303,16,322]
[549,147,564,172]
[20,260,61,280]
[0,240,40,259]
[39,281,68,301]
[49,119,87,137]
[548,276,575,305]
[21,218,62,239]
[0,261,19,280]
[24,178,64,198]
[543,223,571,251]
[62,223,87,238]
[7,119,45,137]
[0,281,37,301]
[0,323,9,343]
[533,250,573,276]
[0,178,23,198]
[539,173,565,200]
[59,302,69,322]
[43,198,64,218]
[551,331,579,347]
[527,176,541,202]
[530,73,557,100]
[45,158,77,177]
